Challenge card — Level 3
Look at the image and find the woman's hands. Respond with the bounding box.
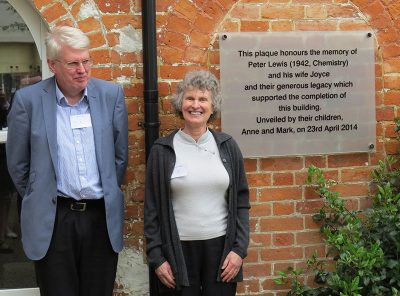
[155,261,176,289]
[156,251,242,287]
[221,251,242,282]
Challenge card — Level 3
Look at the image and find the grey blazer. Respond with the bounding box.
[6,76,128,260]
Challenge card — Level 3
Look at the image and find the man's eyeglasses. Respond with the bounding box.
[55,58,92,70]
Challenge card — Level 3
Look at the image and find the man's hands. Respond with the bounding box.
[221,251,242,282]
[155,261,176,289]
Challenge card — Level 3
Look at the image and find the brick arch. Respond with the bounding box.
[158,0,400,76]
[30,0,140,81]
[157,0,235,80]
[31,0,103,39]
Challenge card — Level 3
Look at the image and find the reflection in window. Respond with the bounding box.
[0,67,42,129]
[0,0,42,130]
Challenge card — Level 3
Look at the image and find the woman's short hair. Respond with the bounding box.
[171,70,222,121]
[45,26,90,60]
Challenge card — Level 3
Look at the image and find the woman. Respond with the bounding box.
[144,70,250,295]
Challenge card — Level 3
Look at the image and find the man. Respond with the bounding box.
[6,26,128,296]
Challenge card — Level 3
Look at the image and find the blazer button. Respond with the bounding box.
[222,158,227,163]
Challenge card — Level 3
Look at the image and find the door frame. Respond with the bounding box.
[1,1,47,293]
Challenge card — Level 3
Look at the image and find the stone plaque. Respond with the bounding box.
[220,31,376,157]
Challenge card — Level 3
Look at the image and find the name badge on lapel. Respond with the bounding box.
[70,114,92,129]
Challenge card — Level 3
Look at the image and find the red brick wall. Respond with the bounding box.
[29,0,400,295]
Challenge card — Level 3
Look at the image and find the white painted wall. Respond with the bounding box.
[115,247,149,295]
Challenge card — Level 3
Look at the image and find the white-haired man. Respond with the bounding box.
[7,26,128,296]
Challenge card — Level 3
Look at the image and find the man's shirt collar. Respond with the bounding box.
[55,80,88,106]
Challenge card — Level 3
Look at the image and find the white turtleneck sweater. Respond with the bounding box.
[171,129,229,241]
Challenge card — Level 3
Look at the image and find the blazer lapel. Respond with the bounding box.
[41,77,58,178]
[87,81,103,171]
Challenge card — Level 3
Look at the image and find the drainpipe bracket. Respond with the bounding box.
[138,121,160,129]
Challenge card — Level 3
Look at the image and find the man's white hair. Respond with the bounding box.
[45,26,90,60]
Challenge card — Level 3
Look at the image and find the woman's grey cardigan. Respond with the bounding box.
[144,129,250,293]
